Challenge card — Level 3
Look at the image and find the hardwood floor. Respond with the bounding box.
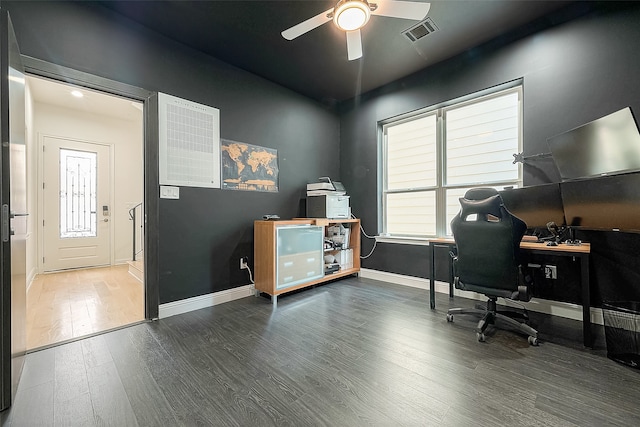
[4,277,640,426]
[26,265,145,350]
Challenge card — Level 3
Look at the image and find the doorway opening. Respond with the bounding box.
[26,75,145,350]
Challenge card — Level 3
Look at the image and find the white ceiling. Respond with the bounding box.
[27,75,143,121]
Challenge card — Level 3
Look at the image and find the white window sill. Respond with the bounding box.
[375,235,432,246]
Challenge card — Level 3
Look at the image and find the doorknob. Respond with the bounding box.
[104,218,109,222]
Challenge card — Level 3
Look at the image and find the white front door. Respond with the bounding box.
[42,136,111,271]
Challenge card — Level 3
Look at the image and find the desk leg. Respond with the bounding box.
[430,245,436,309]
[448,249,454,298]
[581,254,593,348]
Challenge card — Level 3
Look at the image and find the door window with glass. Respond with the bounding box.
[382,86,523,237]
[59,148,98,239]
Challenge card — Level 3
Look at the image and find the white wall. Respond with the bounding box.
[24,81,37,286]
[33,101,143,267]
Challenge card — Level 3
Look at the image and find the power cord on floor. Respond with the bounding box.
[351,212,377,259]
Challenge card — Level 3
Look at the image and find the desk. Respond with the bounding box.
[429,237,592,347]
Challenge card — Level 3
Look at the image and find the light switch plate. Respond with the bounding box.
[160,185,180,199]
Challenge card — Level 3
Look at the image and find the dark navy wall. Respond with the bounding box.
[6,1,340,303]
[339,3,640,304]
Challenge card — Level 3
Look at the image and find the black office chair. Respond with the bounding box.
[446,188,539,345]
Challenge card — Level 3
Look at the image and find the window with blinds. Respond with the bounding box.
[384,114,437,236]
[382,86,522,237]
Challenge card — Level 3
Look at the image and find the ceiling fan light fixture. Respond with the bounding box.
[333,0,371,31]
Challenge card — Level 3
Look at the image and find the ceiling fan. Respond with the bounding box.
[282,0,431,61]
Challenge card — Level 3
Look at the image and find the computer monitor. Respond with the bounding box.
[560,172,640,232]
[547,107,640,181]
[499,183,566,229]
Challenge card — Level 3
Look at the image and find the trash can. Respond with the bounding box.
[602,302,640,369]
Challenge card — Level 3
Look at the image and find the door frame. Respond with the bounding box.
[38,135,115,272]
[22,56,159,320]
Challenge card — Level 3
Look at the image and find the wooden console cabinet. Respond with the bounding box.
[254,218,361,304]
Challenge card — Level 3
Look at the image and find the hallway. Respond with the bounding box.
[26,265,144,350]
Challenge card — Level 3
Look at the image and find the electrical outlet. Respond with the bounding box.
[240,257,248,270]
[544,265,557,279]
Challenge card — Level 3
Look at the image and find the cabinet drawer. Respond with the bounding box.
[278,252,321,271]
[277,268,323,288]
[277,226,323,255]
[276,225,324,290]
[277,253,323,289]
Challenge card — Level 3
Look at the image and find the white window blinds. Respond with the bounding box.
[386,191,436,236]
[386,114,437,190]
[384,114,438,236]
[445,92,520,186]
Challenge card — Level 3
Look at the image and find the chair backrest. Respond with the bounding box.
[450,188,527,298]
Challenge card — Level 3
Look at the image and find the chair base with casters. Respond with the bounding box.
[446,296,539,345]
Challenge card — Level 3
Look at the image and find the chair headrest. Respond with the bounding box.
[463,187,499,200]
[459,194,503,218]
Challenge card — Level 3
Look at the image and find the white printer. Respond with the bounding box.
[306,178,350,219]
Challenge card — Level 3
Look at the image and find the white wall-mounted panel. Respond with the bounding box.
[158,92,220,188]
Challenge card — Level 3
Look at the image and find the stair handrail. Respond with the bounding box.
[128,202,144,261]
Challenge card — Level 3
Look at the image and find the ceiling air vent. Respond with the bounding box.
[402,17,439,43]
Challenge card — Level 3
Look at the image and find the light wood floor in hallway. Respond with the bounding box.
[27,265,144,350]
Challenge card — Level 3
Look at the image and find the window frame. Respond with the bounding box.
[381,84,523,238]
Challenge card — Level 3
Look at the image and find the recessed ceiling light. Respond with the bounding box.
[71,90,83,98]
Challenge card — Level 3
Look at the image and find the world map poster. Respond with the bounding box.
[221,139,279,192]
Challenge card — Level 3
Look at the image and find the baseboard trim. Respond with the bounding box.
[159,284,255,319]
[360,268,604,325]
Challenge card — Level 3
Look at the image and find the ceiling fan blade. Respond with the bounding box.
[282,8,333,40]
[346,30,363,61]
[372,1,431,20]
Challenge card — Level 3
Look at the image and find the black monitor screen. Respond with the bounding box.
[560,172,640,232]
[548,107,640,181]
[499,183,566,229]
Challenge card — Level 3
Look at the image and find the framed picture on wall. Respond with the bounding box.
[221,139,278,192]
